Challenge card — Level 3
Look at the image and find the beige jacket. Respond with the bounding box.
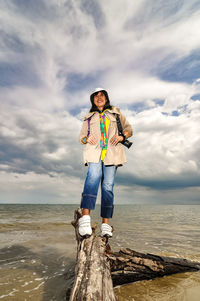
[79,107,133,166]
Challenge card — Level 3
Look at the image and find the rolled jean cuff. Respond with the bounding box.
[81,193,97,210]
[101,205,114,219]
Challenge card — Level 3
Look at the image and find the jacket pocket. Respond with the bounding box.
[109,120,118,137]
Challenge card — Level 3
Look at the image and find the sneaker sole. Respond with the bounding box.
[102,234,112,238]
[80,233,92,238]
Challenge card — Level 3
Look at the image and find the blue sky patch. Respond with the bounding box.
[191,93,200,100]
[171,110,179,116]
[125,99,165,113]
[156,50,200,84]
[66,71,104,93]
[0,62,40,87]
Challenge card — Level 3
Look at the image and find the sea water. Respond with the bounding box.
[0,204,200,301]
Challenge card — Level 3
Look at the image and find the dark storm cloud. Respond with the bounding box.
[116,172,200,190]
[0,106,83,177]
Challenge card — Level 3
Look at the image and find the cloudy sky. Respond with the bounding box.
[0,0,200,204]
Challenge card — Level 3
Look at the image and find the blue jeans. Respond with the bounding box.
[81,160,117,218]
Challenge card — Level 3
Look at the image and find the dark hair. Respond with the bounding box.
[89,90,112,112]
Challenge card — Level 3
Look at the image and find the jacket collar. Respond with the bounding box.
[83,111,96,120]
[106,107,120,115]
[83,106,120,120]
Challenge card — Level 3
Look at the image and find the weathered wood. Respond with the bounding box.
[108,248,200,287]
[68,209,200,300]
[69,209,117,301]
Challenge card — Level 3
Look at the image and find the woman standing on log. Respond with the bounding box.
[78,88,133,238]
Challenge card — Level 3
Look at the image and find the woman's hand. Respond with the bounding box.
[110,135,124,146]
[87,135,98,145]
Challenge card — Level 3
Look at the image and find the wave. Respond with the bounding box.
[0,221,72,231]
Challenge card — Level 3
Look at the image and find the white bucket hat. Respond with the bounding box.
[90,87,108,102]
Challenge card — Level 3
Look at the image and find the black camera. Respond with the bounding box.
[119,133,133,148]
[122,138,133,149]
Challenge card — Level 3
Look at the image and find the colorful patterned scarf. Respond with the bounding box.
[100,111,108,150]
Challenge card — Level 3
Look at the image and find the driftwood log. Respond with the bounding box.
[68,209,200,301]
[69,209,116,301]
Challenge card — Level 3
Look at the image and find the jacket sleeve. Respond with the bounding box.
[78,119,88,144]
[119,112,133,137]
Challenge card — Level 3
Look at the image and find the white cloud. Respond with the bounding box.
[104,72,197,107]
[122,102,200,183]
[0,0,200,203]
[0,171,84,203]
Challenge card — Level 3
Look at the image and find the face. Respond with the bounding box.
[93,91,106,109]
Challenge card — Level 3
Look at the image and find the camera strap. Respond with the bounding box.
[116,114,133,148]
[87,117,91,137]
[115,114,123,135]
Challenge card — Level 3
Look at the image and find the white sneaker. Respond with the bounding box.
[78,215,92,237]
[101,223,113,237]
